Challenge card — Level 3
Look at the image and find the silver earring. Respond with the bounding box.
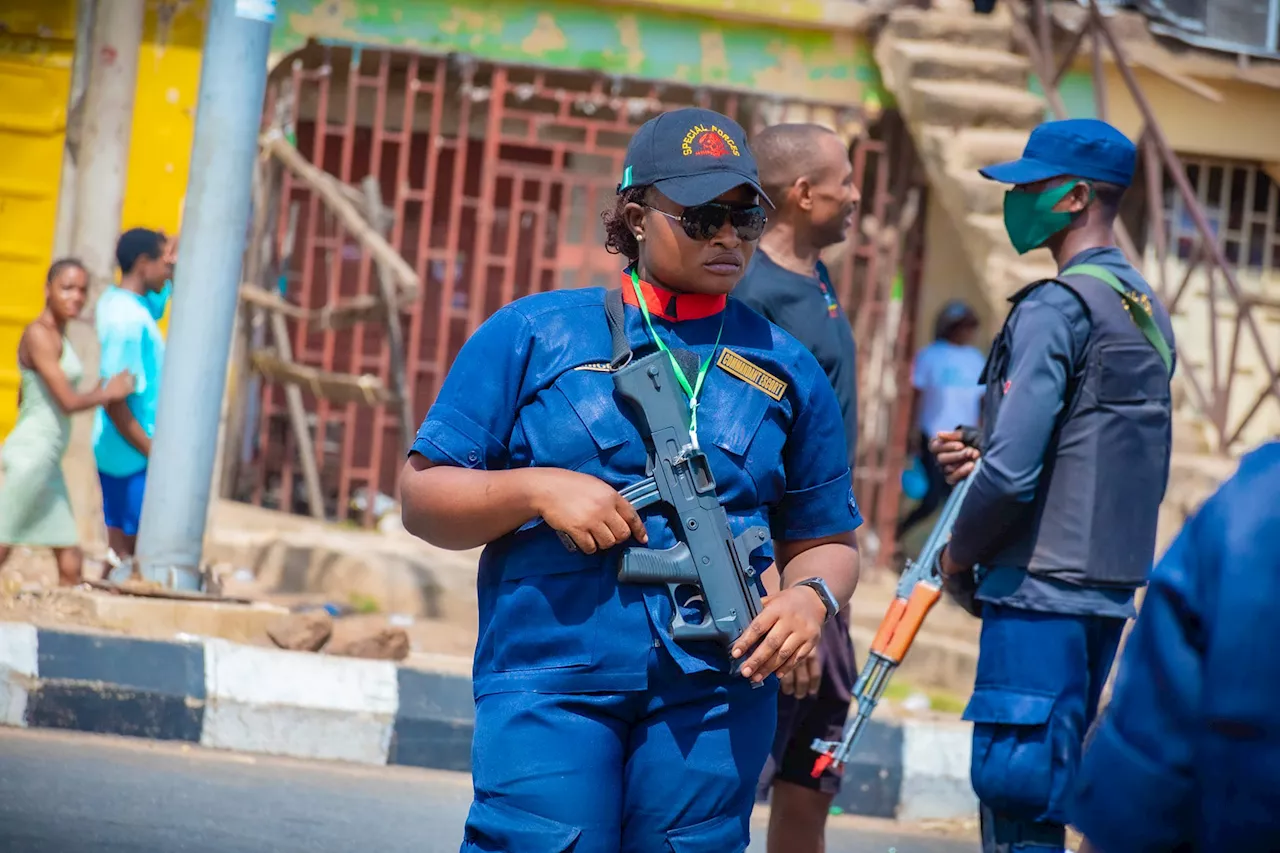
[636,233,644,241]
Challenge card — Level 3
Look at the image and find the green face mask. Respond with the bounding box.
[1002,182,1082,255]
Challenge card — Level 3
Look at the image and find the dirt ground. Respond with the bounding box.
[0,545,479,661]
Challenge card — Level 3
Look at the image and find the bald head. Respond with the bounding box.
[751,123,859,248]
[753,124,847,206]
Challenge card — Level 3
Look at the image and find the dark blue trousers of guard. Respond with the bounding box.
[460,649,776,853]
[964,605,1126,853]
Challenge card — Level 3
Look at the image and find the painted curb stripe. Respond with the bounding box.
[0,624,979,820]
[0,623,38,728]
[37,630,206,698]
[200,639,398,765]
[24,629,206,742]
[26,683,203,742]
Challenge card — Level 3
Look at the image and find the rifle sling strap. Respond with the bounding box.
[605,287,633,369]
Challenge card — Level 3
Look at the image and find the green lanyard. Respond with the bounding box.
[1061,263,1173,375]
[628,267,724,448]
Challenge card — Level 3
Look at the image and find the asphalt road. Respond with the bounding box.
[0,729,976,853]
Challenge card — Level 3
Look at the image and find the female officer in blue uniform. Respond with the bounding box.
[400,107,862,853]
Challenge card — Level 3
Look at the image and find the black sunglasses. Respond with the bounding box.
[645,202,768,242]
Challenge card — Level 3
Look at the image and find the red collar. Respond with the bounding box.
[621,270,726,321]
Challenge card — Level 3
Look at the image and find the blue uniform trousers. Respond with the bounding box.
[461,648,777,853]
[964,605,1126,853]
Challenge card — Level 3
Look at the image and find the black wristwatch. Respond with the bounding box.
[794,577,838,624]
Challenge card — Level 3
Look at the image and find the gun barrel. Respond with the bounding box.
[811,462,986,774]
[816,652,899,770]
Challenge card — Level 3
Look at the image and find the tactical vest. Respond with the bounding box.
[979,265,1175,589]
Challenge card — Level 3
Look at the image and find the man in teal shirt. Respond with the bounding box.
[93,228,173,560]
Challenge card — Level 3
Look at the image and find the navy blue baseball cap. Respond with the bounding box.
[619,108,771,208]
[979,118,1137,188]
[935,299,978,337]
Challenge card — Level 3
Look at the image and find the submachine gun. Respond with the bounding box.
[809,454,983,778]
[563,288,772,677]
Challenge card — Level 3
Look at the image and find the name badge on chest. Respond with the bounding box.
[715,348,787,401]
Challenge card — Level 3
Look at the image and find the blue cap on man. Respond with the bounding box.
[979,118,1137,188]
[619,107,772,207]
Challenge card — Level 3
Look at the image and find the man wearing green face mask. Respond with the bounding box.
[926,118,1177,853]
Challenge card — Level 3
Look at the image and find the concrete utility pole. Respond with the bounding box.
[62,0,144,552]
[134,0,276,592]
[52,0,98,259]
[69,0,145,298]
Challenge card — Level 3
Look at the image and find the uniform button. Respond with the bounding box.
[467,450,479,464]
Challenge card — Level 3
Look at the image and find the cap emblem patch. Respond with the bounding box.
[682,124,740,158]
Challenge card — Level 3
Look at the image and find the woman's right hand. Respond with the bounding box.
[528,469,649,554]
[104,370,135,402]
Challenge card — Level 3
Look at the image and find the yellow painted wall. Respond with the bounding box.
[121,0,206,295]
[0,1,205,439]
[916,195,995,353]
[1084,62,1280,447]
[1097,64,1280,163]
[0,3,75,439]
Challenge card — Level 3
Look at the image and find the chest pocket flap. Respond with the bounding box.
[701,349,776,457]
[556,367,630,451]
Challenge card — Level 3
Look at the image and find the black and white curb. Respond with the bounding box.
[0,622,976,820]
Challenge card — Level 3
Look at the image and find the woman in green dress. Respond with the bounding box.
[0,259,134,585]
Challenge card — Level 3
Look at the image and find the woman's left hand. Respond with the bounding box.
[731,587,828,684]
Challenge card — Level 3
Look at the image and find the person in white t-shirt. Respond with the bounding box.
[896,300,986,542]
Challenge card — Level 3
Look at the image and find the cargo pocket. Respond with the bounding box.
[490,544,603,673]
[665,813,747,853]
[963,686,1059,821]
[461,798,582,853]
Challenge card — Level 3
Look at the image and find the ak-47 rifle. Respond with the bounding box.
[810,451,982,778]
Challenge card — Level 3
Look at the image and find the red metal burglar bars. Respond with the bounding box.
[827,113,929,568]
[242,47,928,534]
[1012,0,1280,454]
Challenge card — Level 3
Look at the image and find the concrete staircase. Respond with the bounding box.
[874,6,1060,310]
[875,5,1229,520]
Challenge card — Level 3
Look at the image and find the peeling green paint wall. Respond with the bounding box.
[273,0,883,106]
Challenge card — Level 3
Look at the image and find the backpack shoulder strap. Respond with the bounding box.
[1060,262,1173,376]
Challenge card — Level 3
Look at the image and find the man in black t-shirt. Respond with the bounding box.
[736,123,862,853]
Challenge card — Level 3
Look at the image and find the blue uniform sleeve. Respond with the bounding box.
[98,321,149,397]
[1071,509,1205,851]
[770,361,862,542]
[410,305,534,470]
[949,288,1087,567]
